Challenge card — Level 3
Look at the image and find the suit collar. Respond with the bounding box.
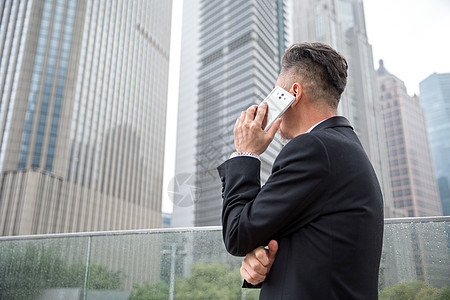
[310,116,353,132]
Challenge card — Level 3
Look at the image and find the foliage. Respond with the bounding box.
[128,262,259,300]
[128,281,169,300]
[175,262,259,299]
[174,262,243,300]
[435,286,450,300]
[84,264,123,290]
[379,281,450,300]
[0,244,123,300]
[0,244,68,300]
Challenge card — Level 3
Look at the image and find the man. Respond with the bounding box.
[217,42,384,299]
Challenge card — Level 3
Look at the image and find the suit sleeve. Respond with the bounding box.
[218,134,330,256]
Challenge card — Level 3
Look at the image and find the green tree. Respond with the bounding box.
[128,281,169,300]
[128,262,260,300]
[174,262,259,300]
[380,281,428,300]
[0,244,71,300]
[85,264,123,290]
[435,286,450,300]
[0,244,123,300]
[415,285,438,300]
[380,281,450,300]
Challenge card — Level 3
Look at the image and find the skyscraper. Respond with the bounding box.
[171,0,200,228]
[0,0,172,235]
[377,60,442,217]
[193,0,287,226]
[291,0,396,216]
[420,73,450,216]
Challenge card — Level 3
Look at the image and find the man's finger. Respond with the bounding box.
[240,111,246,123]
[244,105,257,123]
[234,117,240,129]
[268,240,279,264]
[267,118,282,138]
[254,102,268,127]
[254,247,270,267]
[262,107,268,130]
[241,263,266,284]
[243,255,267,276]
[241,266,261,285]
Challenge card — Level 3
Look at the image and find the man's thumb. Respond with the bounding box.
[268,240,278,264]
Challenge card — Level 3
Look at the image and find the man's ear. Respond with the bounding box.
[290,82,303,108]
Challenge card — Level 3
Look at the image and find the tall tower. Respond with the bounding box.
[171,0,200,228]
[291,0,395,216]
[0,0,172,235]
[193,0,288,226]
[420,73,450,216]
[377,60,442,217]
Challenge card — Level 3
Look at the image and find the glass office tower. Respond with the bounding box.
[291,0,396,216]
[377,61,442,217]
[0,0,172,235]
[420,73,450,216]
[171,0,200,228]
[194,0,287,226]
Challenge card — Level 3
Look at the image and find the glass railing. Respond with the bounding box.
[0,217,449,300]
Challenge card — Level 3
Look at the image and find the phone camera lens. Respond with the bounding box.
[281,94,284,96]
[279,96,282,99]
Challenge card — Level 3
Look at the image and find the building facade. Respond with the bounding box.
[377,60,442,217]
[171,0,200,228]
[291,0,396,216]
[194,0,287,226]
[0,0,172,235]
[419,73,450,216]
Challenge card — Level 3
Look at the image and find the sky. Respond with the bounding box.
[162,0,450,213]
[162,0,183,214]
[363,0,450,95]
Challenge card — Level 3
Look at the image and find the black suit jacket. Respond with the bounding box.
[218,116,384,299]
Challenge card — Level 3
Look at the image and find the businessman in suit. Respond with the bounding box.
[217,42,384,299]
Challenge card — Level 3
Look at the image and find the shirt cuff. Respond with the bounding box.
[229,152,261,161]
[242,280,263,289]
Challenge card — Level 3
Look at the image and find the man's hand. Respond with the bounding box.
[234,103,281,155]
[240,240,278,285]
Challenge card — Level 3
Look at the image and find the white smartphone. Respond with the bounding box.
[259,86,295,131]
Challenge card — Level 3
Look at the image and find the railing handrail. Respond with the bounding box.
[0,226,222,241]
[383,216,450,224]
[0,216,448,241]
